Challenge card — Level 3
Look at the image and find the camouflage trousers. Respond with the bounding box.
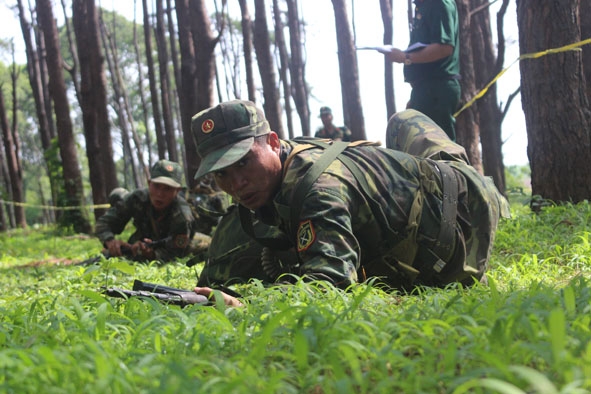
[381,109,510,288]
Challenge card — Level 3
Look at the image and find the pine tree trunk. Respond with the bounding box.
[36,0,91,233]
[155,0,178,162]
[455,0,482,173]
[253,0,285,138]
[72,0,118,221]
[143,0,166,159]
[472,0,507,193]
[238,0,257,103]
[175,0,200,188]
[0,90,26,228]
[330,0,366,140]
[380,0,396,119]
[517,0,591,203]
[286,0,310,137]
[272,0,295,139]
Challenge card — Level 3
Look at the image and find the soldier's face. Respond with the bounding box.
[320,113,333,127]
[148,181,180,211]
[212,133,282,210]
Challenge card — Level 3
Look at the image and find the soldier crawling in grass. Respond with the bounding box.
[95,160,211,263]
[191,100,510,306]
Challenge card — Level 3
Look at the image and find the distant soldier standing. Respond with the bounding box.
[314,106,352,141]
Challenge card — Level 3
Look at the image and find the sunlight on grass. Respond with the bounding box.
[1,202,591,392]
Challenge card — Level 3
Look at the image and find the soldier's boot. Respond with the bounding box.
[386,109,470,164]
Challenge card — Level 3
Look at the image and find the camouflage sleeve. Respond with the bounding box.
[291,176,361,288]
[95,196,134,246]
[152,202,195,262]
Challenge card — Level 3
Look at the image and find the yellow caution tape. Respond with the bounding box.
[0,200,111,211]
[454,38,591,118]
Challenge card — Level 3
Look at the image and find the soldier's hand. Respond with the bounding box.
[388,48,406,63]
[105,239,131,257]
[194,287,243,307]
[131,239,155,260]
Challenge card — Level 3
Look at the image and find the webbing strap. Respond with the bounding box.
[289,141,350,227]
[429,161,458,270]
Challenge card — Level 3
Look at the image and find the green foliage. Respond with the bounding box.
[1,202,591,392]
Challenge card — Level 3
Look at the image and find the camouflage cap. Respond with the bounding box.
[192,100,271,179]
[319,106,332,117]
[150,160,183,188]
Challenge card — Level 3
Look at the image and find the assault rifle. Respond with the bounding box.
[104,279,211,307]
[76,237,171,266]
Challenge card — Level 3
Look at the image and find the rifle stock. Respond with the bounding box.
[104,282,210,307]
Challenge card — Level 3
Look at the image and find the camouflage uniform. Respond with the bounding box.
[193,101,509,291]
[96,160,210,263]
[95,188,200,262]
[315,106,352,141]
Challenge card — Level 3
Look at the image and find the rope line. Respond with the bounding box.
[453,38,591,118]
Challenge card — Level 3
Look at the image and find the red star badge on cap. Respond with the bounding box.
[202,119,214,133]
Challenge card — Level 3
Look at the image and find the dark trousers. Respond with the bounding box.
[408,78,461,141]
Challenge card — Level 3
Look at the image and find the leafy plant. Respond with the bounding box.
[1,201,590,393]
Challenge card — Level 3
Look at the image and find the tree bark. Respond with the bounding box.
[581,0,591,103]
[133,0,153,169]
[175,0,200,188]
[17,0,51,151]
[517,0,591,203]
[36,0,91,233]
[143,0,166,159]
[330,0,366,140]
[472,0,507,193]
[272,0,295,139]
[72,0,118,221]
[379,0,396,119]
[286,0,310,137]
[238,0,257,103]
[253,0,285,138]
[455,0,482,173]
[155,0,178,162]
[99,13,147,188]
[0,89,26,228]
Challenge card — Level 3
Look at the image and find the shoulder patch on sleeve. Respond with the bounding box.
[297,220,316,252]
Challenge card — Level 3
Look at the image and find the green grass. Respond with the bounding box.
[1,198,591,393]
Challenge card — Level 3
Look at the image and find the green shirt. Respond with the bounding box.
[404,0,460,83]
[95,189,195,262]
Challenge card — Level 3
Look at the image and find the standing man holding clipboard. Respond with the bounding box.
[384,0,460,141]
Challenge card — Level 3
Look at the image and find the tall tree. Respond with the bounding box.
[17,0,51,151]
[238,0,256,103]
[36,0,91,233]
[379,0,396,119]
[0,88,26,228]
[175,0,200,188]
[253,0,285,138]
[455,0,482,174]
[72,0,118,221]
[143,0,166,159]
[286,0,310,137]
[517,0,591,203]
[581,0,591,103]
[155,0,177,162]
[190,0,220,112]
[471,0,510,193]
[330,0,366,140]
[272,0,295,139]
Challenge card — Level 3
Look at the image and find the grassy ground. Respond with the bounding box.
[1,194,590,393]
